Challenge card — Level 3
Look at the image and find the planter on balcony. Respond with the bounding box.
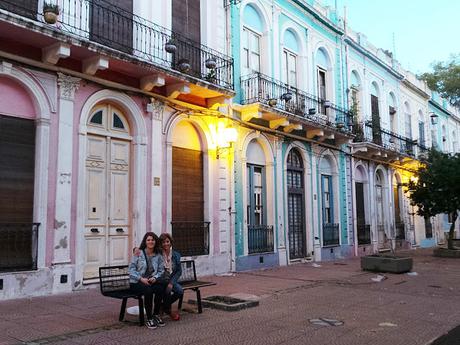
[43,3,59,24]
[361,255,413,273]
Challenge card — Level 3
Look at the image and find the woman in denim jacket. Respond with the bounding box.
[159,233,184,321]
[129,232,166,329]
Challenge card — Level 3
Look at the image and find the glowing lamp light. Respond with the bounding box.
[223,127,238,145]
[410,176,419,184]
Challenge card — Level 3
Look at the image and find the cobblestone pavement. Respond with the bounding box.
[1,249,459,345]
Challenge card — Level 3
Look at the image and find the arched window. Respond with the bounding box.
[316,48,331,115]
[418,110,425,146]
[404,102,412,139]
[282,29,299,87]
[350,70,361,121]
[242,5,263,74]
[388,92,397,132]
[370,82,381,144]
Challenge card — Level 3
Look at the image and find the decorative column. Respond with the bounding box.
[148,99,164,236]
[53,73,80,265]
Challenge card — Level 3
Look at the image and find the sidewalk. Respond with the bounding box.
[1,248,459,345]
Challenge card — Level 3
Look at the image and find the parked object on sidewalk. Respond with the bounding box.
[361,255,413,273]
[99,266,145,326]
[178,260,216,313]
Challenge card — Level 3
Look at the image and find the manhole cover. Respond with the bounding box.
[189,295,259,311]
[309,318,344,327]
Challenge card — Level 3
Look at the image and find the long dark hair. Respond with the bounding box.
[139,232,160,252]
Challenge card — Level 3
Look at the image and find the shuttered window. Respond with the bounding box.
[0,115,35,223]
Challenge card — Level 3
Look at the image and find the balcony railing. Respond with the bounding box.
[248,225,274,254]
[353,122,416,157]
[0,223,39,272]
[171,221,210,256]
[323,223,339,246]
[357,224,371,245]
[241,73,352,131]
[0,0,234,90]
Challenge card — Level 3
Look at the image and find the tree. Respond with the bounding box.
[407,149,460,249]
[419,55,460,107]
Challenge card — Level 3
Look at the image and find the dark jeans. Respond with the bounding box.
[130,282,165,319]
[164,282,184,312]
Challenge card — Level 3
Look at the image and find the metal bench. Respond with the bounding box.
[99,265,145,326]
[178,259,216,313]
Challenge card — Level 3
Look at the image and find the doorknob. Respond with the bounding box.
[116,228,124,233]
[90,228,99,233]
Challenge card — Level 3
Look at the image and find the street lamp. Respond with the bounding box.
[430,112,439,125]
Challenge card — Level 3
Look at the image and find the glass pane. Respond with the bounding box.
[250,33,260,54]
[113,113,125,129]
[90,110,103,125]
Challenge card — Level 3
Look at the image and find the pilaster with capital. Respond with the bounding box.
[53,73,81,264]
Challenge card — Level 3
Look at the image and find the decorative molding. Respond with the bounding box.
[57,73,80,100]
[147,99,165,121]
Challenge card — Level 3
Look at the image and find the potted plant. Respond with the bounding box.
[43,2,59,24]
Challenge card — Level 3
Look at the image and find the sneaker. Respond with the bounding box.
[146,318,157,329]
[169,312,180,321]
[154,314,165,327]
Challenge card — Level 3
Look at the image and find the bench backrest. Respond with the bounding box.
[99,265,130,295]
[178,260,197,283]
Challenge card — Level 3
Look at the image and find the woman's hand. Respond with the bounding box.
[132,247,141,256]
[140,277,150,285]
[148,277,156,285]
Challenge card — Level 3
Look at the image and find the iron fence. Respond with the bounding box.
[354,122,416,157]
[0,0,233,89]
[357,224,371,245]
[171,221,210,256]
[248,225,274,254]
[323,223,339,246]
[241,73,352,131]
[0,223,39,272]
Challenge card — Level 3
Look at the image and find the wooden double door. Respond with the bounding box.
[84,106,131,279]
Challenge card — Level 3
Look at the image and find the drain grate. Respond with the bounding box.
[189,295,259,311]
[309,318,344,327]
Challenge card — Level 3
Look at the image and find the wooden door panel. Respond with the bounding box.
[109,170,129,224]
[84,236,106,278]
[86,168,106,223]
[109,236,129,265]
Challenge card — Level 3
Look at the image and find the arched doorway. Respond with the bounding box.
[83,104,132,279]
[171,120,207,256]
[287,148,305,259]
[393,174,405,240]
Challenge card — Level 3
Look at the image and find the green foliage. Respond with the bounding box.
[419,55,460,107]
[43,2,59,14]
[407,149,460,249]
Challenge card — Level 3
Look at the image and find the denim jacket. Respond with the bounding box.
[169,250,182,284]
[129,251,165,283]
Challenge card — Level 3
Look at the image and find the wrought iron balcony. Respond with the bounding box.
[248,225,274,254]
[353,122,416,157]
[241,73,352,131]
[0,223,39,272]
[0,0,234,90]
[171,221,210,256]
[323,223,339,246]
[357,224,371,245]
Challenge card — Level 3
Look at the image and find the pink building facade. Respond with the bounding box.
[0,0,235,299]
